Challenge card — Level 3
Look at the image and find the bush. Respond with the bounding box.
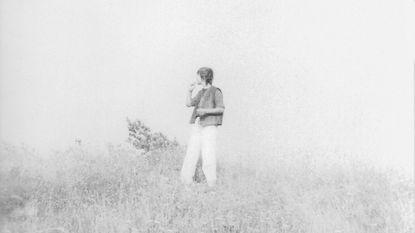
[126,118,179,153]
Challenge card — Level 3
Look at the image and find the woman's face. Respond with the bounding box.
[197,72,208,85]
[195,75,202,85]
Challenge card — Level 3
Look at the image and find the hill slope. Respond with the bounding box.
[0,143,413,233]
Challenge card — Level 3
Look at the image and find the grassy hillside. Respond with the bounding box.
[0,142,413,233]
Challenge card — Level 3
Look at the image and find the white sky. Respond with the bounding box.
[1,0,414,174]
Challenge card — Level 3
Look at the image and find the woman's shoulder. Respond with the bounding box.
[211,85,223,93]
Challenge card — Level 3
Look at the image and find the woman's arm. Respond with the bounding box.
[185,83,197,107]
[197,107,224,115]
[185,90,193,107]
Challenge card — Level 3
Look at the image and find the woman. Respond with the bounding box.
[180,67,225,188]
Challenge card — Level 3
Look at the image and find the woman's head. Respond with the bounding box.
[197,67,214,85]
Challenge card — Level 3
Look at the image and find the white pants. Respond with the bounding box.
[180,117,217,186]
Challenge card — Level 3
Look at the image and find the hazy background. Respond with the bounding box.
[0,0,414,174]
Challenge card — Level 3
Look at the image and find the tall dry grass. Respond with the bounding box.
[0,141,413,233]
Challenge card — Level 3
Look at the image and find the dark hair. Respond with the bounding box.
[197,67,214,85]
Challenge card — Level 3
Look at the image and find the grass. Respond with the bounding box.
[0,141,413,233]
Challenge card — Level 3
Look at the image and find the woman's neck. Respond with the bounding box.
[202,83,211,89]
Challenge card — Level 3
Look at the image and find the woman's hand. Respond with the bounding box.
[196,108,208,116]
[188,82,197,92]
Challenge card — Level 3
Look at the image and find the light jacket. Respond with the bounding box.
[189,85,225,126]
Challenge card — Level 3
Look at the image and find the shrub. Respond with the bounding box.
[126,118,179,153]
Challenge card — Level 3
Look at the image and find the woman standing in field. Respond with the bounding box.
[180,67,225,188]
